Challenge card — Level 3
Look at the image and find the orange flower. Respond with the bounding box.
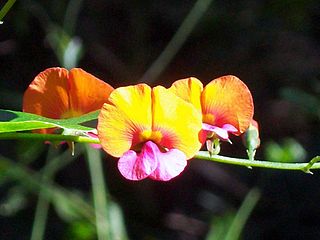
[97,84,203,181]
[169,75,254,144]
[23,67,114,134]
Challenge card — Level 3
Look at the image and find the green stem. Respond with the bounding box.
[30,148,55,240]
[2,132,320,172]
[0,0,16,22]
[224,188,260,240]
[0,132,100,144]
[30,147,81,240]
[195,151,320,173]
[85,145,111,240]
[139,0,214,83]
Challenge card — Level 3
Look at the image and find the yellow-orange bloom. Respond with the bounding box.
[23,67,114,134]
[97,84,203,181]
[169,75,254,143]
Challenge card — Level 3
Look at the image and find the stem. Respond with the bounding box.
[195,151,320,173]
[30,147,81,240]
[139,0,214,83]
[85,145,111,240]
[0,132,100,144]
[63,0,84,35]
[224,188,260,240]
[30,147,56,240]
[2,132,320,172]
[0,0,16,22]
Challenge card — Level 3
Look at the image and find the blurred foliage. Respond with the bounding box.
[206,188,260,240]
[265,138,307,163]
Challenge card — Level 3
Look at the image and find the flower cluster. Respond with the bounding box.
[23,67,255,181]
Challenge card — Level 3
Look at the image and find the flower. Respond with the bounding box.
[97,84,203,181]
[169,75,254,146]
[23,67,114,135]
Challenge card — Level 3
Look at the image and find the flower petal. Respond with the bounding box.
[152,86,203,159]
[98,84,152,157]
[23,68,70,133]
[202,123,238,141]
[86,131,102,149]
[169,77,203,112]
[23,67,69,119]
[68,68,114,116]
[149,148,187,181]
[117,141,158,180]
[201,75,254,135]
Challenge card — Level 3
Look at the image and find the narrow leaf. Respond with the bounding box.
[0,109,99,133]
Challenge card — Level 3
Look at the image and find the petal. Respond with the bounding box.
[202,123,238,141]
[117,141,158,181]
[222,123,238,133]
[201,75,254,135]
[23,67,70,134]
[149,148,187,181]
[152,86,203,159]
[23,67,69,119]
[98,84,152,157]
[68,68,114,116]
[86,131,102,149]
[169,77,203,112]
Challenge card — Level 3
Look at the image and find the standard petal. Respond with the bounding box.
[201,75,254,135]
[98,84,152,157]
[23,67,69,119]
[152,86,203,159]
[149,148,187,181]
[117,141,158,181]
[169,77,203,112]
[67,68,114,116]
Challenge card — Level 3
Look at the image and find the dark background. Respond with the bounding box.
[1,0,320,239]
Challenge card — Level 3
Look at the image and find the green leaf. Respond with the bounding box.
[0,109,99,133]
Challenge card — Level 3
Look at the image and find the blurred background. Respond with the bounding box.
[1,0,320,239]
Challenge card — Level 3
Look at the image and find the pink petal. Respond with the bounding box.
[211,127,229,140]
[86,131,102,149]
[202,123,238,141]
[149,148,187,181]
[222,124,238,133]
[117,141,158,180]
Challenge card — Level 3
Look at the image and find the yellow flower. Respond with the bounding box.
[97,84,203,181]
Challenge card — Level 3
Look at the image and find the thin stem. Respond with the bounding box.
[85,144,111,240]
[195,151,320,173]
[63,0,84,35]
[224,188,260,240]
[2,132,320,172]
[0,132,100,144]
[0,0,16,22]
[30,147,82,240]
[30,195,49,240]
[139,0,214,83]
[30,147,56,240]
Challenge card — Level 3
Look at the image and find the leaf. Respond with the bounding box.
[0,109,99,133]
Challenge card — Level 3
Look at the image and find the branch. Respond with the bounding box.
[195,151,320,173]
[1,132,320,173]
